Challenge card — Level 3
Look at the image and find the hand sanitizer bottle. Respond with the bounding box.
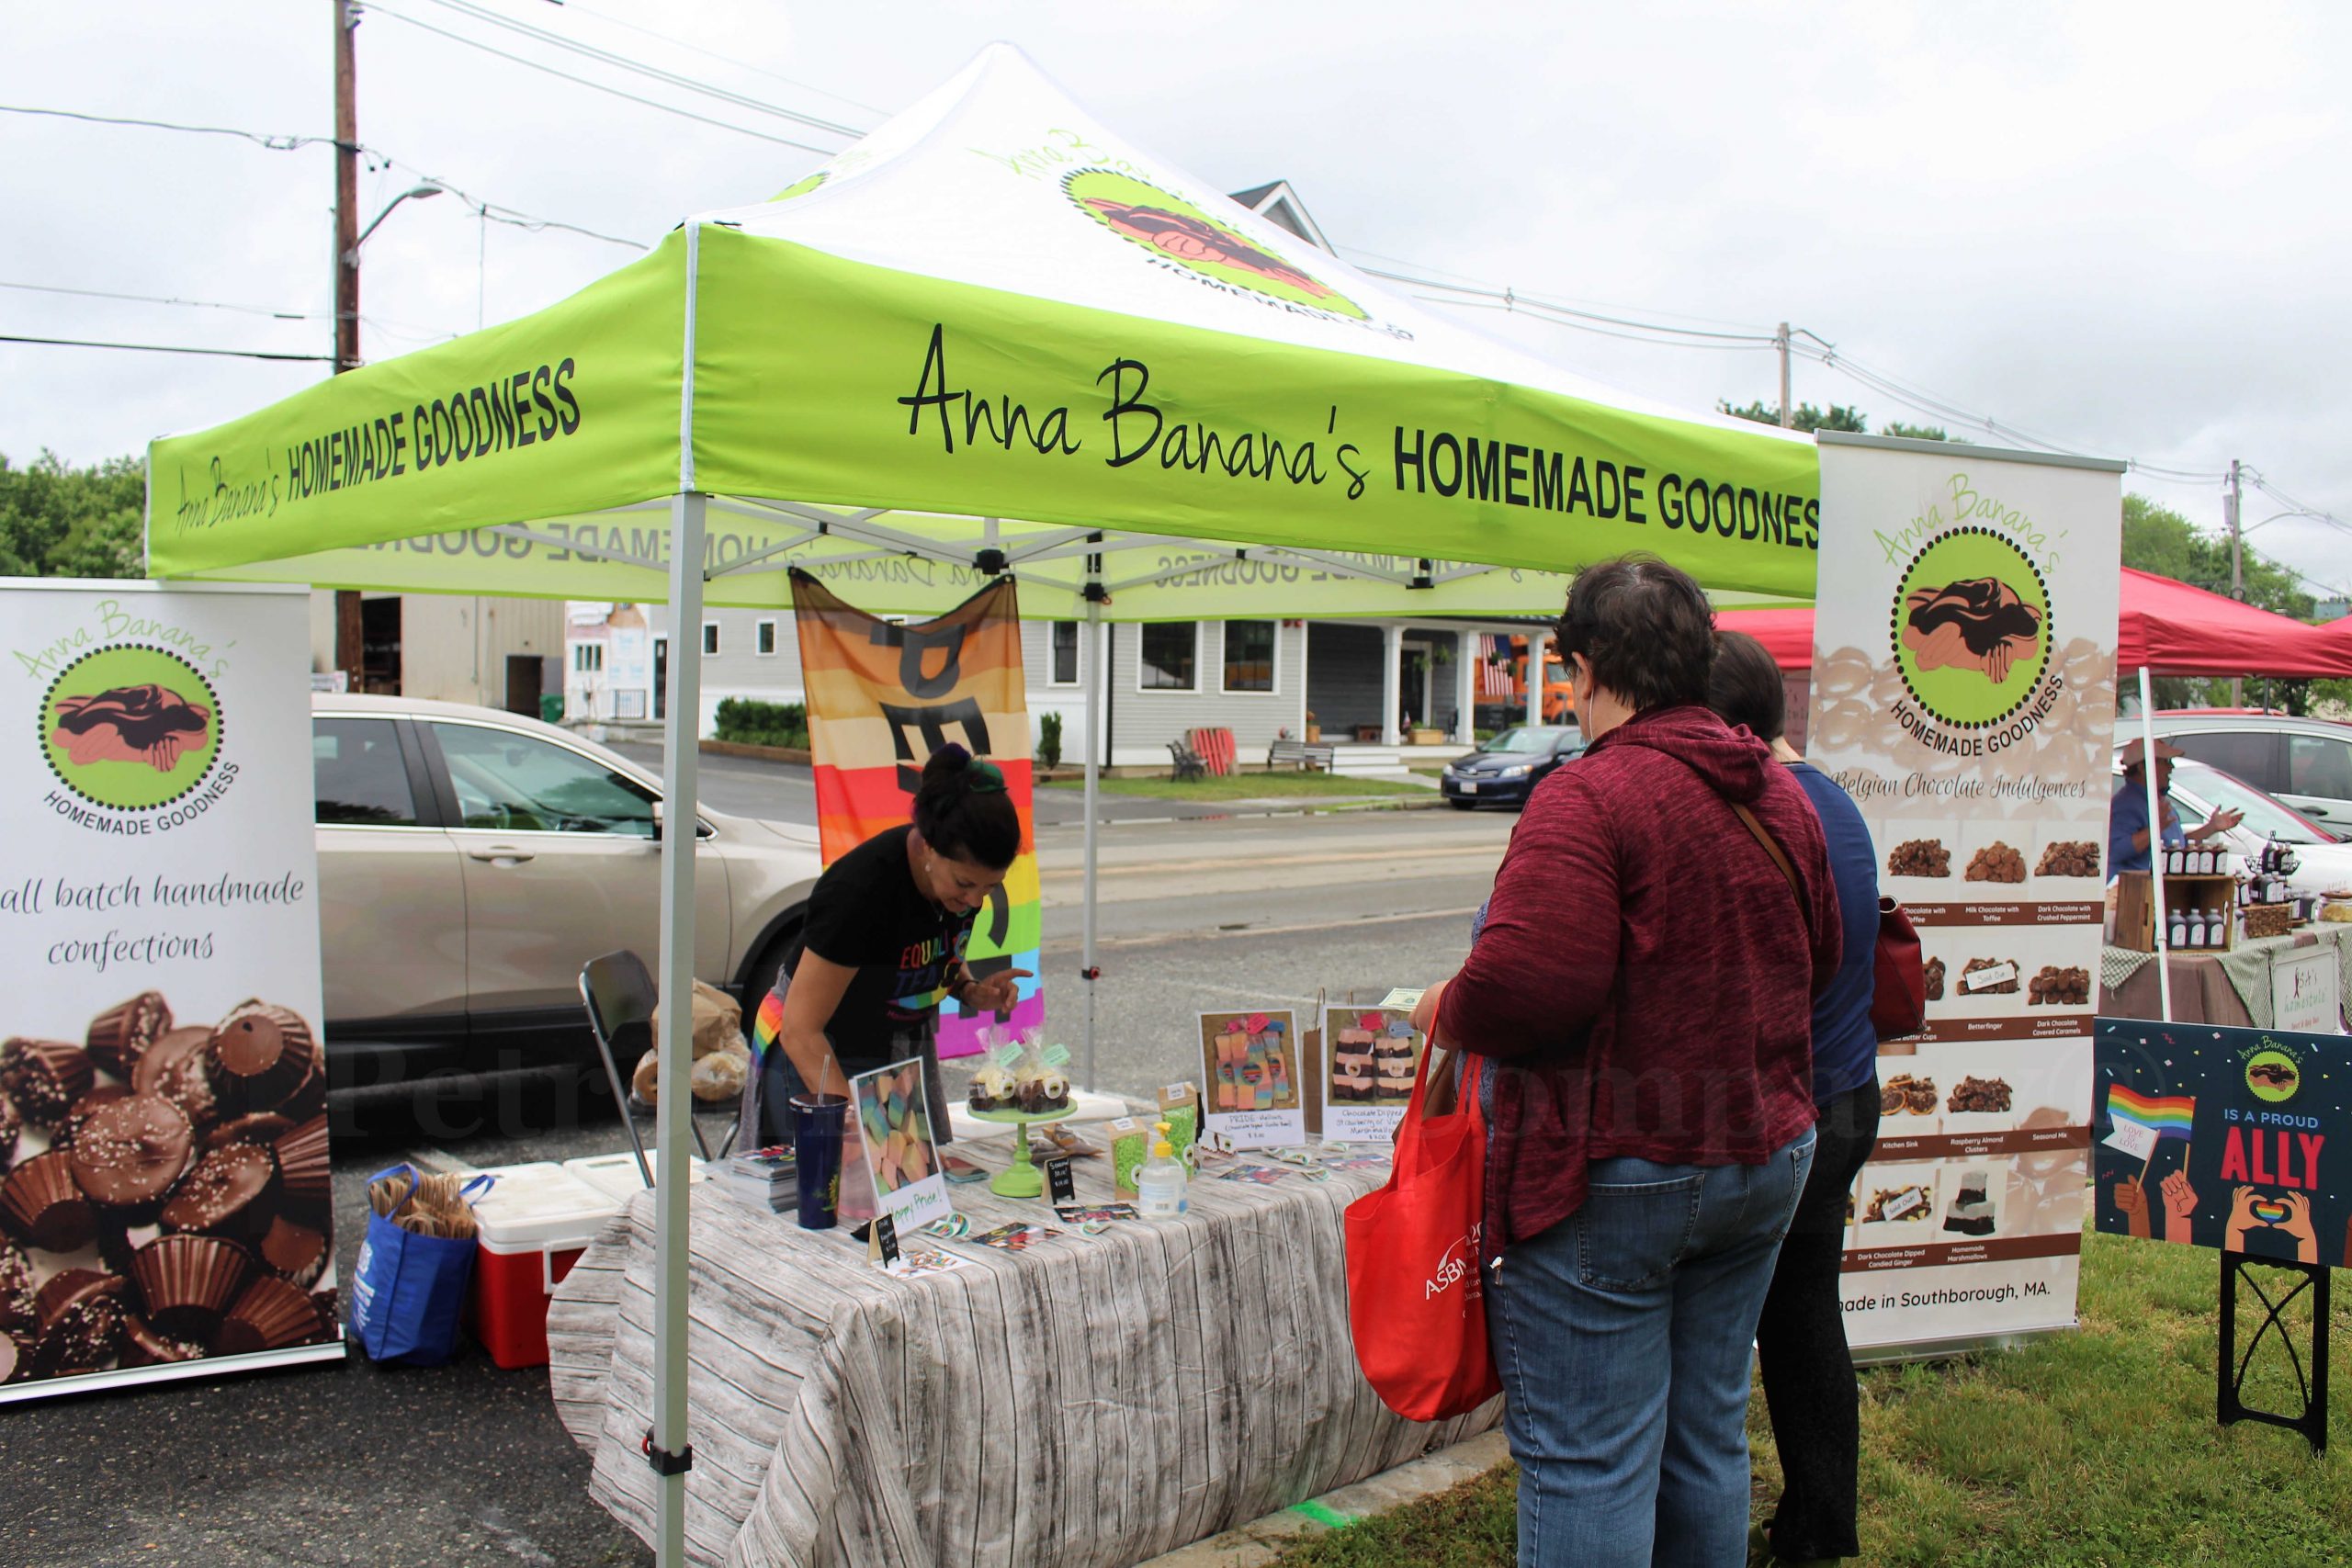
[1138,1121,1188,1221]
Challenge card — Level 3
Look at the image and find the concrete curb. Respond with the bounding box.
[1133,1430,1511,1567]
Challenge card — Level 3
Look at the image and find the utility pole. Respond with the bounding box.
[2226,457,2245,707]
[1776,321,1792,429]
[333,0,365,687]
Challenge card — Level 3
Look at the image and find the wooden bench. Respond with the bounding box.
[1267,739,1337,773]
[1167,738,1207,782]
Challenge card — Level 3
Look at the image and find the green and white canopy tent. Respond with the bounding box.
[149,43,1817,1562]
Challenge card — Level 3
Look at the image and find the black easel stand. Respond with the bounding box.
[2218,1252,2331,1454]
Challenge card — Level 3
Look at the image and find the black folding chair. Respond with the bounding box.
[579,950,740,1189]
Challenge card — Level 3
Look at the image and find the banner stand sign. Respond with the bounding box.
[1808,435,2123,1358]
[0,580,340,1404]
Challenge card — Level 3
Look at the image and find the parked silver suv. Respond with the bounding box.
[314,694,819,1084]
[2140,711,2352,830]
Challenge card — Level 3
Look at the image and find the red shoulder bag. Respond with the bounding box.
[1342,1041,1500,1422]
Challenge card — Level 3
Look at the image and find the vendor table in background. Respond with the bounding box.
[548,1137,1498,1568]
[2098,925,2352,1029]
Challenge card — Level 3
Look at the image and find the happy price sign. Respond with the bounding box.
[2092,1018,2352,1268]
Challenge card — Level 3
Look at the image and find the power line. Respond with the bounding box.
[0,279,317,320]
[365,3,839,155]
[1419,297,1777,354]
[0,333,334,363]
[1369,266,1781,344]
[5,101,645,254]
[417,0,865,139]
[546,0,888,121]
[0,102,342,151]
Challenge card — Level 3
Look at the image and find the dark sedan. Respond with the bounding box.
[1441,725,1587,808]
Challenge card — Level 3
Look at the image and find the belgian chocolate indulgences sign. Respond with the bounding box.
[0,581,339,1399]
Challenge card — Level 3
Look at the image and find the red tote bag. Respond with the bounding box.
[1342,1041,1500,1422]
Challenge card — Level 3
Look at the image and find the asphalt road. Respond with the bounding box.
[608,740,1443,828]
[0,775,1516,1568]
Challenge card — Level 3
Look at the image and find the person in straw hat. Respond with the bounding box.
[2109,735,2239,876]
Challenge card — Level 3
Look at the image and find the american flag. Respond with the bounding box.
[1475,635,1516,698]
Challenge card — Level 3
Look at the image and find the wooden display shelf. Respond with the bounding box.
[2114,871,2236,953]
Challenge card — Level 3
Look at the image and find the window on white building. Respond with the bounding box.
[756,619,777,656]
[703,622,720,656]
[1050,621,1080,685]
[573,643,604,673]
[1223,621,1276,693]
[1139,622,1197,692]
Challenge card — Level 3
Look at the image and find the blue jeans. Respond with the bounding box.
[1486,1129,1816,1568]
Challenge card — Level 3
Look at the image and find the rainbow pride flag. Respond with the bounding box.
[2106,1084,2195,1140]
[791,570,1042,1059]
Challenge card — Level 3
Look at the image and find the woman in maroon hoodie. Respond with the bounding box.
[1419,557,1839,1568]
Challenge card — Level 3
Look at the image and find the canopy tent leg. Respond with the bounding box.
[1453,627,1476,743]
[1081,587,1104,1092]
[2136,666,2175,1021]
[1381,623,1405,746]
[651,490,707,1564]
[1526,629,1545,729]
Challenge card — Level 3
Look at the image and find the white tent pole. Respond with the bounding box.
[2138,666,2174,1022]
[1081,585,1104,1091]
[650,217,706,1568]
[1525,629,1544,730]
[650,491,706,1564]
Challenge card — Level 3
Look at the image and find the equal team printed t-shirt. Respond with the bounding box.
[783,824,976,1071]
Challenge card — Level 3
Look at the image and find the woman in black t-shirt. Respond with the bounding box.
[745,744,1027,1143]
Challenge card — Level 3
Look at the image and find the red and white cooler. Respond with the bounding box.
[464,1162,619,1370]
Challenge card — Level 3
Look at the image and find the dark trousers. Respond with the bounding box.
[1754,1079,1881,1562]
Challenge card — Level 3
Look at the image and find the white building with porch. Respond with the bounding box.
[594,602,1555,774]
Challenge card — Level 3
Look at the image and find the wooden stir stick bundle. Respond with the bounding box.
[369,1170,483,1240]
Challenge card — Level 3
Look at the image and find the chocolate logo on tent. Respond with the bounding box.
[1891,526,2051,729]
[41,646,221,811]
[1063,168,1370,322]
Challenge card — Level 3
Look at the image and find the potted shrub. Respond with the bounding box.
[1304,709,1321,744]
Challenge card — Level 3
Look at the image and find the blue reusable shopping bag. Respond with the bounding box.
[348,1164,493,1367]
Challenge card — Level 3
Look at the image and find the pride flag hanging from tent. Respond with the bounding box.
[790,570,1042,1058]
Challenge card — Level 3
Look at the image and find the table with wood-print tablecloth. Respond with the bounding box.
[547,1136,1501,1568]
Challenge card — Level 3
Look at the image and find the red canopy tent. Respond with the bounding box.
[1725,567,2352,677]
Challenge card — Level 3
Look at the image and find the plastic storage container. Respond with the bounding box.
[560,1149,707,1206]
[464,1162,619,1370]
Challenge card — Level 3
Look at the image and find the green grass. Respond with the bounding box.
[1272,1231,2352,1566]
[1039,772,1429,800]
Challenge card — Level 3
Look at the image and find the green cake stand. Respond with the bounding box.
[966,1101,1077,1198]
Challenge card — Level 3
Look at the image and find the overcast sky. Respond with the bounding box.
[6,2,2347,593]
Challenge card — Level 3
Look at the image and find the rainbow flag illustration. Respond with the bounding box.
[791,570,1042,1059]
[2107,1085,2196,1138]
[2102,1083,2194,1162]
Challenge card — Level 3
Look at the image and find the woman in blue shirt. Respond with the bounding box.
[1709,631,1880,1565]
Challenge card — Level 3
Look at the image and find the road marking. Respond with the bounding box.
[1046,904,1481,952]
